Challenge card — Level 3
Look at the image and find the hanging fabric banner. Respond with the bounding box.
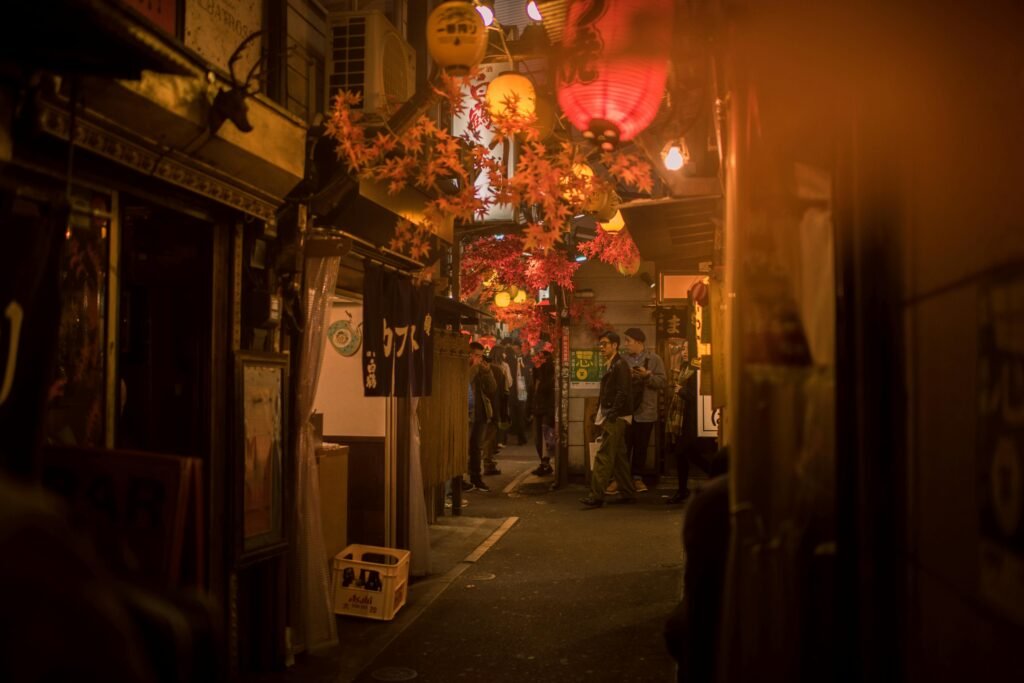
[362,263,434,397]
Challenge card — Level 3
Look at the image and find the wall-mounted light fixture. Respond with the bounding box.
[526,1,543,22]
[662,140,688,171]
[476,0,495,27]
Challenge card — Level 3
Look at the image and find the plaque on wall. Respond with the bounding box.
[184,0,262,77]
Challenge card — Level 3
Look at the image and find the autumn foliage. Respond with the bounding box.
[324,69,651,336]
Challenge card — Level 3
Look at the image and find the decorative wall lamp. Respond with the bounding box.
[494,291,512,307]
[475,0,495,27]
[427,1,489,76]
[662,140,688,171]
[526,1,543,22]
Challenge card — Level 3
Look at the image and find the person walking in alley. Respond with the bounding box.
[665,351,701,504]
[482,348,510,476]
[503,338,530,446]
[467,341,496,492]
[581,331,637,507]
[608,328,667,495]
[531,349,555,476]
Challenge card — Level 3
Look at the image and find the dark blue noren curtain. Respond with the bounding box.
[362,263,434,397]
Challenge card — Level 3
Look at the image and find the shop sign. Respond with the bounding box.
[656,306,687,337]
[570,348,602,383]
[185,0,262,77]
[362,264,434,397]
[978,268,1024,624]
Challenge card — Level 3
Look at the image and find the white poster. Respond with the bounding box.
[185,0,263,78]
[697,368,719,438]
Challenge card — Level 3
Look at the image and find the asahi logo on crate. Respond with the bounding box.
[332,544,410,621]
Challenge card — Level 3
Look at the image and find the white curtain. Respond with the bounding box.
[292,254,340,651]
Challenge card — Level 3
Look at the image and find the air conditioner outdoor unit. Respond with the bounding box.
[327,10,415,119]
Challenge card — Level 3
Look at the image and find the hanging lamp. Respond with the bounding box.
[556,0,673,150]
[486,72,537,120]
[427,1,489,76]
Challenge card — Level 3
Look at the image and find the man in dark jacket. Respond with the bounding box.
[580,331,637,507]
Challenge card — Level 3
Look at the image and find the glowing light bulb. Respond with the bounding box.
[526,1,543,21]
[494,291,511,308]
[476,3,495,26]
[663,144,685,171]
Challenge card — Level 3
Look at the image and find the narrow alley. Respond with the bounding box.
[255,443,687,683]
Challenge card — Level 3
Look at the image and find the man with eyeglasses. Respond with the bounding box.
[581,331,637,508]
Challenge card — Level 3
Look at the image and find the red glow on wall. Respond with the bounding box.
[556,0,673,149]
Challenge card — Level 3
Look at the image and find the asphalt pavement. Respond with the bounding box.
[251,440,690,683]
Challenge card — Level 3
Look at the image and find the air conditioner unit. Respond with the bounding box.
[327,10,415,119]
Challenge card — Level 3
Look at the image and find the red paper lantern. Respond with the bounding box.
[556,0,673,150]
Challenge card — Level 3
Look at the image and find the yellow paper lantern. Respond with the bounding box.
[513,289,527,304]
[427,1,488,76]
[617,257,641,276]
[602,210,626,232]
[494,291,512,307]
[486,73,536,121]
[561,163,613,215]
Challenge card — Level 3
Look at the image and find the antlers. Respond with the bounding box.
[227,31,265,94]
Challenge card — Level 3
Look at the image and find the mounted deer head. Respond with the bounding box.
[209,31,264,134]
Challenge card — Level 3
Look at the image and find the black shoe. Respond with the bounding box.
[483,468,502,475]
[579,496,603,508]
[667,490,690,504]
[471,479,491,492]
[459,479,476,492]
[531,463,553,476]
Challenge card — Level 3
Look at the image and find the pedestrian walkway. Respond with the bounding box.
[249,442,688,683]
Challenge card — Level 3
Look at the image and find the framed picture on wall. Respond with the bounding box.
[234,351,289,562]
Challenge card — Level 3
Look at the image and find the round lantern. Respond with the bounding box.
[617,257,641,276]
[513,289,528,304]
[486,72,536,120]
[556,0,673,150]
[602,210,626,232]
[427,1,488,76]
[494,291,512,308]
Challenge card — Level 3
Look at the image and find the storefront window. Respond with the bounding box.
[44,188,111,447]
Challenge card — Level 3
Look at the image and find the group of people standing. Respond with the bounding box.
[464,328,702,506]
[582,327,700,508]
[465,338,554,492]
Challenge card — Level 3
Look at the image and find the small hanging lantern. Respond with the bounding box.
[427,1,489,76]
[556,0,673,150]
[494,291,512,308]
[616,256,641,276]
[486,72,537,120]
[513,290,528,304]
[601,210,626,233]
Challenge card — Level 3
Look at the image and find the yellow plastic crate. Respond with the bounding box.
[331,544,410,621]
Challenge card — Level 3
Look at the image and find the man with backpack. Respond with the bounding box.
[607,327,667,494]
